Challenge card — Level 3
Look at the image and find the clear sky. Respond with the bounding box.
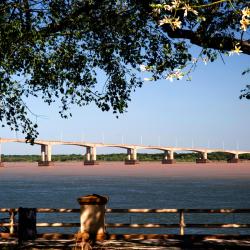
[0,51,249,155]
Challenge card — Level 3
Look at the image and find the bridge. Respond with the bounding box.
[0,138,249,166]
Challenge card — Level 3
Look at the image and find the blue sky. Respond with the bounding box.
[0,52,249,155]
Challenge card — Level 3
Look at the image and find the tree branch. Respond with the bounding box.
[35,2,250,56]
[40,3,91,36]
[161,25,250,55]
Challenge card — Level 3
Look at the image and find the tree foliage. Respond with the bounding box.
[0,0,249,140]
[2,152,250,162]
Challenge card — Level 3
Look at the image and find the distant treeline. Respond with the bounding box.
[1,152,250,162]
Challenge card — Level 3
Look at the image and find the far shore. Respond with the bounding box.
[1,161,250,179]
[2,160,250,164]
[2,152,250,163]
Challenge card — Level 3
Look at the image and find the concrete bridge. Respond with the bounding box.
[0,138,249,166]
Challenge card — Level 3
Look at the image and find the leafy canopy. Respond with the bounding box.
[0,0,249,141]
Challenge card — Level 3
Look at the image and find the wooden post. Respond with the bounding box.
[179,209,185,235]
[9,209,15,234]
[18,208,37,243]
[77,194,108,242]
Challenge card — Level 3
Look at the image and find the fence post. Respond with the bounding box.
[18,208,37,243]
[77,194,108,242]
[179,209,185,235]
[9,209,15,234]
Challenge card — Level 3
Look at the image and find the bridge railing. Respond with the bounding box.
[1,207,250,241]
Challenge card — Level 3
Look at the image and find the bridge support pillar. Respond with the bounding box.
[196,152,209,163]
[38,145,53,166]
[127,149,131,161]
[125,148,139,165]
[228,153,241,163]
[86,147,91,161]
[162,150,175,164]
[84,147,99,165]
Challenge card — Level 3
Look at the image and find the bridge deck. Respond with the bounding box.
[1,137,250,155]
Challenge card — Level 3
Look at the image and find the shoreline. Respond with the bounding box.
[1,159,250,166]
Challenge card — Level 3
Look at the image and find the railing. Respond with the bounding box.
[106,208,250,237]
[0,208,80,240]
[1,207,250,241]
[0,208,17,234]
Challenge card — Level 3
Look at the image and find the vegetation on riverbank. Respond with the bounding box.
[1,152,250,162]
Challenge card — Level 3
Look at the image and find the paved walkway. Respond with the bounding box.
[1,236,250,249]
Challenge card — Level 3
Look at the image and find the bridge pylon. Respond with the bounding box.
[84,146,99,165]
[162,150,176,164]
[38,144,54,167]
[124,148,139,165]
[228,153,241,163]
[196,151,209,164]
